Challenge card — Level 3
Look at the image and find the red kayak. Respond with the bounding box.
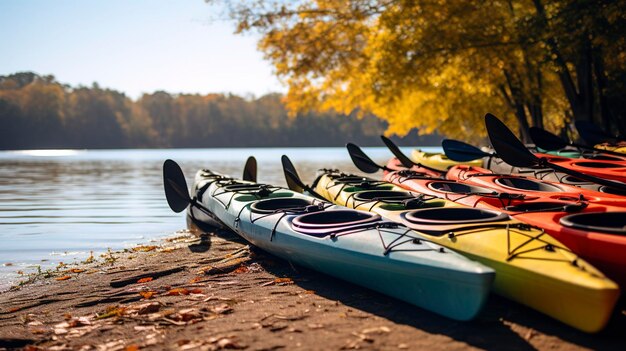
[384,169,626,289]
[492,152,626,183]
[447,165,626,207]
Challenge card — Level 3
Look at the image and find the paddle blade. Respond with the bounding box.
[441,139,490,162]
[529,127,567,151]
[163,159,191,213]
[281,155,306,193]
[243,156,257,182]
[380,135,414,168]
[485,113,539,167]
[575,120,622,145]
[346,143,381,173]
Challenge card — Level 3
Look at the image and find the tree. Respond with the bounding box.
[215,0,626,142]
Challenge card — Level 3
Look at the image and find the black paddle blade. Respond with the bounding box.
[380,135,414,168]
[346,143,382,173]
[281,155,306,193]
[441,139,490,162]
[575,120,622,145]
[485,113,539,167]
[243,156,257,182]
[163,159,191,213]
[529,127,567,151]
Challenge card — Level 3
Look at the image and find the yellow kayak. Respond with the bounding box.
[313,171,620,333]
[411,149,483,171]
[595,143,626,154]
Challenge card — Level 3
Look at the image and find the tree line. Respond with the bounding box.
[0,72,437,150]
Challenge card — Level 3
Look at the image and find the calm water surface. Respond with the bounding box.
[0,147,437,290]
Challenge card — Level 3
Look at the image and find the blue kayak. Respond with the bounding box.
[187,168,495,321]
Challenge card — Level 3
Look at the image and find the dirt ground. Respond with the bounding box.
[1,223,625,351]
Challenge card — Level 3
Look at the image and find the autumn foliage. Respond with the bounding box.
[218,0,626,142]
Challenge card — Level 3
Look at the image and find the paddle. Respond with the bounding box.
[243,156,257,182]
[280,155,326,200]
[379,135,444,175]
[529,127,625,157]
[485,113,626,191]
[441,139,493,162]
[346,143,390,173]
[575,120,626,145]
[162,159,214,215]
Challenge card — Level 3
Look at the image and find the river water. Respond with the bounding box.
[0,147,437,290]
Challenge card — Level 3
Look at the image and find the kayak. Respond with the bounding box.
[503,152,626,183]
[485,155,626,195]
[188,168,494,321]
[539,147,626,161]
[446,165,626,206]
[383,168,626,292]
[313,170,620,333]
[595,142,626,154]
[385,155,626,205]
[385,157,444,177]
[411,149,482,171]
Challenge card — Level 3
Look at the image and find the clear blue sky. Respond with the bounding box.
[0,0,284,99]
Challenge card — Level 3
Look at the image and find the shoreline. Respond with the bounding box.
[1,225,626,350]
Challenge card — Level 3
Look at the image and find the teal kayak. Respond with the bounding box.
[184,167,495,321]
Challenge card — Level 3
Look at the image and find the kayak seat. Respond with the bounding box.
[560,212,626,235]
[353,190,415,202]
[402,208,510,236]
[250,198,317,214]
[573,161,623,169]
[292,210,382,237]
[494,178,564,192]
[583,154,624,161]
[343,184,394,193]
[352,190,444,210]
[598,185,626,196]
[505,201,587,213]
[428,181,497,195]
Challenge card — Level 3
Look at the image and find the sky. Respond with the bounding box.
[0,0,284,99]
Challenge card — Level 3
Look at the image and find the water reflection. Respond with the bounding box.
[0,147,432,289]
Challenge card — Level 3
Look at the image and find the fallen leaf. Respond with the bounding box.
[125,345,139,351]
[96,306,126,319]
[132,245,158,252]
[274,277,293,284]
[67,317,91,328]
[189,276,204,284]
[189,288,203,294]
[139,291,156,299]
[167,288,189,296]
[138,302,161,315]
[69,268,85,273]
[7,307,22,313]
[55,275,71,281]
[232,265,249,274]
[137,277,153,284]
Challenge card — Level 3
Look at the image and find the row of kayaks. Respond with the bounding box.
[163,114,626,333]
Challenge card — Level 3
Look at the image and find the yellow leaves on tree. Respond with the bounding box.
[221,0,626,141]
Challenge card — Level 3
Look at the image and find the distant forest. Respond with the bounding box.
[0,72,438,150]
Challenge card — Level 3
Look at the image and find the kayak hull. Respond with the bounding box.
[190,170,494,321]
